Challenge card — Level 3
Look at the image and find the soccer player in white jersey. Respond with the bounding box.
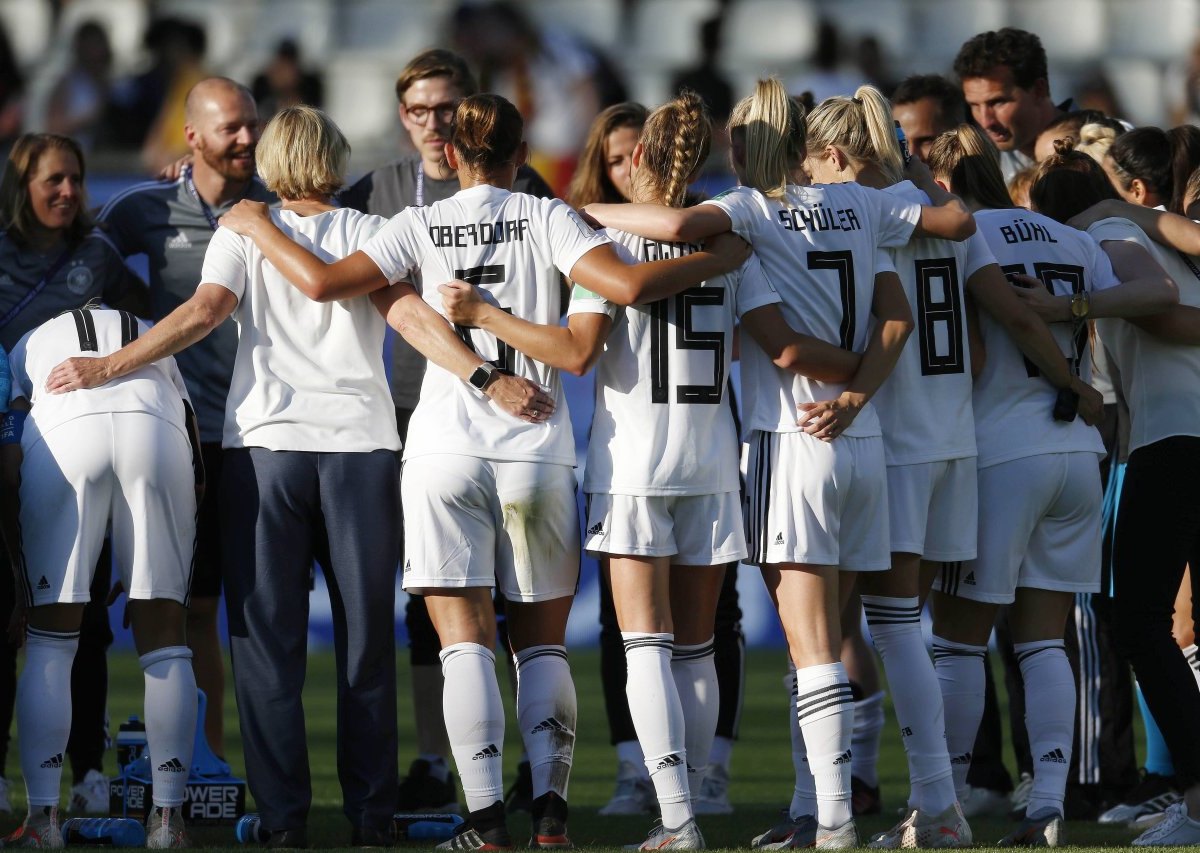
[587,78,977,849]
[213,93,750,851]
[2,307,201,849]
[924,130,1178,846]
[440,91,862,850]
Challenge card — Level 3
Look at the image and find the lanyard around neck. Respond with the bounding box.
[184,165,221,232]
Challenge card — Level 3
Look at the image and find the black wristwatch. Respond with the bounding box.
[468,362,500,391]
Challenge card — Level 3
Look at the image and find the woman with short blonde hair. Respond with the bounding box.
[255,105,350,201]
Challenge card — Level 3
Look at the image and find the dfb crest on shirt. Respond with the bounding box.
[66,263,93,296]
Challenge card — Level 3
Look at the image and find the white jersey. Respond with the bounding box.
[874,182,992,465]
[201,208,400,453]
[972,208,1118,467]
[1090,216,1200,452]
[568,228,780,495]
[362,184,609,465]
[705,182,921,437]
[8,308,190,451]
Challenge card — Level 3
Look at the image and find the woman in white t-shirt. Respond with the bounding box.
[212,93,750,851]
[924,130,1177,845]
[585,77,976,848]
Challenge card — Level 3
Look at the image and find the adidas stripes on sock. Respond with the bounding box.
[513,645,576,801]
[441,643,506,812]
[1183,644,1200,692]
[18,628,79,808]
[862,595,955,816]
[795,662,854,829]
[850,690,884,789]
[1016,640,1074,818]
[142,646,197,808]
[932,635,987,800]
[786,667,817,820]
[672,638,718,799]
[623,632,691,828]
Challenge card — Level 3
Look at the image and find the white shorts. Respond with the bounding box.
[743,430,890,571]
[886,458,978,561]
[935,452,1101,603]
[19,413,197,607]
[401,454,580,602]
[583,491,747,565]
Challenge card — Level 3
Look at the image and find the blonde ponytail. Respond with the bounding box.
[728,78,806,199]
[805,85,903,185]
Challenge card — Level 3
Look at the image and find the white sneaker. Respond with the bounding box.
[1098,773,1181,826]
[1009,773,1034,817]
[1132,803,1200,846]
[693,766,733,816]
[68,770,108,815]
[600,761,656,816]
[145,805,189,849]
[0,778,12,814]
[960,785,1011,819]
[814,818,857,850]
[631,819,705,850]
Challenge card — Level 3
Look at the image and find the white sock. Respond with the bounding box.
[795,662,854,829]
[932,636,986,800]
[513,645,576,801]
[862,595,955,815]
[18,628,78,808]
[1015,640,1073,818]
[142,646,197,808]
[710,736,733,773]
[441,643,505,812]
[786,668,817,820]
[672,638,718,799]
[1184,644,1200,691]
[623,632,690,828]
[850,691,884,788]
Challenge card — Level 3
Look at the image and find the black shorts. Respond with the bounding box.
[191,443,225,599]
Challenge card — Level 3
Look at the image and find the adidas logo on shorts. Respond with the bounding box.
[832,750,852,765]
[531,717,570,734]
[1039,748,1067,764]
[472,744,500,760]
[656,753,683,770]
[964,571,976,585]
[587,521,604,536]
[40,753,63,769]
[36,576,50,591]
[774,532,784,545]
[158,757,187,773]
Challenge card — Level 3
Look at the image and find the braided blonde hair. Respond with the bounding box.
[637,90,712,208]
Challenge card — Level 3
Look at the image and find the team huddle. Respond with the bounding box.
[0,18,1198,853]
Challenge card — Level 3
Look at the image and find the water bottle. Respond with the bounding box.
[62,817,146,847]
[894,119,912,167]
[116,717,147,771]
[235,814,269,844]
[393,813,464,842]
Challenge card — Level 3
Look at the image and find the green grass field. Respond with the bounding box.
[0,649,1164,850]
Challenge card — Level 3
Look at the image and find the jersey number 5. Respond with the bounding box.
[452,264,516,373]
[649,287,726,404]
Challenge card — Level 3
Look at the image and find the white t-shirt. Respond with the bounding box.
[9,308,190,451]
[1090,216,1200,452]
[200,209,399,453]
[972,208,1118,467]
[873,182,992,465]
[568,228,780,495]
[705,182,921,437]
[362,184,610,465]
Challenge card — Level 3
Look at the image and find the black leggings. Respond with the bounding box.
[1112,435,1200,787]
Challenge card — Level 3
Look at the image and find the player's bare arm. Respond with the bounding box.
[800,270,914,441]
[370,283,554,423]
[440,281,612,377]
[1010,242,1177,321]
[220,200,388,302]
[45,285,236,394]
[1071,200,1200,257]
[739,303,862,383]
[582,201,732,244]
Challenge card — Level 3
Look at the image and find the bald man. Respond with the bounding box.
[99,77,278,760]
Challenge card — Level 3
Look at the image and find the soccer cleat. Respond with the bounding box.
[0,777,12,815]
[960,784,1011,819]
[528,792,571,849]
[69,770,109,815]
[997,807,1063,847]
[439,802,512,852]
[632,819,705,850]
[692,765,733,816]
[1008,772,1034,820]
[145,805,189,849]
[397,758,461,813]
[750,812,817,849]
[868,811,916,849]
[1132,802,1200,846]
[1,808,63,849]
[504,762,533,815]
[814,818,858,849]
[598,762,657,816]
[852,776,882,816]
[876,803,972,848]
[1098,772,1180,826]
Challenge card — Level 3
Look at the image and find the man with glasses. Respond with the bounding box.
[340,48,553,816]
